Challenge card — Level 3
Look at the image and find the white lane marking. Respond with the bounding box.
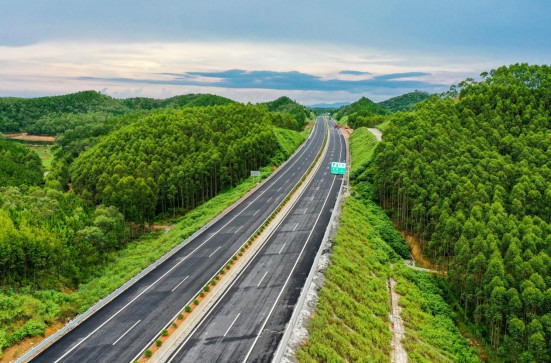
[235,225,243,234]
[224,313,241,337]
[242,137,341,363]
[131,119,327,363]
[266,197,272,203]
[278,243,287,254]
[171,276,190,292]
[112,320,141,346]
[304,208,308,214]
[208,246,222,258]
[293,223,299,231]
[257,271,268,287]
[277,188,281,192]
[253,210,260,216]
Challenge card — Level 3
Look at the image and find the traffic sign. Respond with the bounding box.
[331,162,346,174]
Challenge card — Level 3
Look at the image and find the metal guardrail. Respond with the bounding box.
[16,122,318,363]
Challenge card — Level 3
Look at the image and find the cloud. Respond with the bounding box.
[339,70,372,75]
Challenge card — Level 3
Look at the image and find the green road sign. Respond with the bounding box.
[331,162,346,174]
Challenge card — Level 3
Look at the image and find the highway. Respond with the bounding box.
[32,117,327,363]
[166,118,346,362]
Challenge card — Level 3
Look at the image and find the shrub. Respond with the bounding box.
[204,285,210,292]
[178,313,184,319]
[193,299,199,305]
[214,275,220,280]
[156,339,162,347]
[185,305,191,313]
[172,322,178,327]
[210,280,216,286]
[229,260,234,265]
[233,255,238,260]
[225,264,230,270]
[22,319,46,337]
[240,247,245,252]
[199,292,205,297]
[238,252,243,256]
[144,350,153,358]
[220,269,225,274]
[161,329,169,336]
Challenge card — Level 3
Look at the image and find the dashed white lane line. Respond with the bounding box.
[257,271,269,287]
[253,210,260,216]
[234,225,243,234]
[171,276,190,292]
[208,246,222,258]
[224,313,241,337]
[293,223,299,231]
[266,197,272,203]
[112,320,141,346]
[304,208,308,214]
[278,243,287,254]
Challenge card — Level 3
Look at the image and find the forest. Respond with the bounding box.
[377,90,431,113]
[372,64,551,361]
[0,138,44,187]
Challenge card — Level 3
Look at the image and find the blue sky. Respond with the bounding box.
[0,0,549,104]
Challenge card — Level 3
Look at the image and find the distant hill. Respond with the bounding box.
[334,96,388,120]
[307,102,350,109]
[377,90,431,112]
[261,96,309,131]
[0,91,237,135]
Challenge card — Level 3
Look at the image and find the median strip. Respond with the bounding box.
[140,118,330,363]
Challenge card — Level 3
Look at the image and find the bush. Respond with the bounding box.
[210,280,216,286]
[220,269,225,274]
[225,264,230,270]
[172,322,177,328]
[215,275,220,280]
[144,350,153,358]
[199,292,205,297]
[193,299,199,305]
[241,247,245,252]
[204,285,210,292]
[177,313,184,319]
[233,255,238,260]
[185,305,191,313]
[161,329,168,336]
[156,339,162,347]
[238,252,243,256]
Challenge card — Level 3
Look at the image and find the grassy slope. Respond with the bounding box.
[0,127,305,359]
[298,127,478,363]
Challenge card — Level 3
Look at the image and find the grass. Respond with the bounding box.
[273,127,306,159]
[26,145,54,171]
[376,120,391,132]
[348,127,379,178]
[298,124,477,363]
[0,127,306,358]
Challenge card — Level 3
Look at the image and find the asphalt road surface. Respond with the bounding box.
[167,118,346,362]
[32,117,327,363]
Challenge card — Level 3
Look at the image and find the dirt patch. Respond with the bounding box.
[1,321,65,363]
[400,231,440,270]
[3,133,55,142]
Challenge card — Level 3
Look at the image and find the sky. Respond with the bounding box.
[0,0,549,105]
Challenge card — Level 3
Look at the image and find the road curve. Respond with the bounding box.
[31,118,327,363]
[166,118,346,362]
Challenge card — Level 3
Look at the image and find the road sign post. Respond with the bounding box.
[251,170,261,184]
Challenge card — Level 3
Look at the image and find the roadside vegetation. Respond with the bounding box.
[298,125,478,362]
[0,97,308,358]
[377,90,431,113]
[373,64,551,361]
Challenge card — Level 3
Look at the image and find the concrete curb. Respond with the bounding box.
[149,120,330,362]
[16,123,316,363]
[272,126,348,363]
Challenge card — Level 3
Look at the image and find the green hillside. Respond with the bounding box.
[377,90,431,112]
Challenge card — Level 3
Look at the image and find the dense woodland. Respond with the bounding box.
[372,64,551,361]
[377,90,431,113]
[262,96,309,131]
[0,138,44,187]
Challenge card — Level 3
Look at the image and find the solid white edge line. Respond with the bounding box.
[163,118,329,363]
[129,119,327,363]
[242,127,340,363]
[257,271,269,287]
[113,320,141,346]
[223,313,241,337]
[171,276,190,292]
